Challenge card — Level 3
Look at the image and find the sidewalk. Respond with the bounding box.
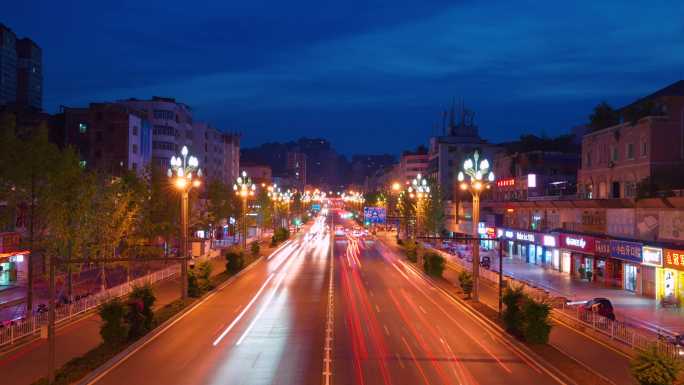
[471,251,684,334]
[0,255,227,385]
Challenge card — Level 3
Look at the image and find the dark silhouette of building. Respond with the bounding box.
[0,24,42,110]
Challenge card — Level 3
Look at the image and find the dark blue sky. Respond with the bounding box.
[6,1,684,154]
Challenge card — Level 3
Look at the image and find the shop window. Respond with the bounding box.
[78,122,88,133]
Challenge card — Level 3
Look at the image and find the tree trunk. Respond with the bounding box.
[27,177,35,314]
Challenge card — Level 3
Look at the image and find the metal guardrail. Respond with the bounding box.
[434,246,682,359]
[0,264,179,348]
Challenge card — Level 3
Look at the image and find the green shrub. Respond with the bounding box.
[404,240,418,262]
[274,227,290,243]
[458,270,473,298]
[128,283,157,333]
[630,346,682,385]
[423,252,445,277]
[250,241,260,257]
[503,286,525,336]
[99,298,128,347]
[188,261,213,297]
[225,249,245,274]
[521,298,552,344]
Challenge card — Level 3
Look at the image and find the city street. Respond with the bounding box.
[332,220,565,385]
[84,217,331,385]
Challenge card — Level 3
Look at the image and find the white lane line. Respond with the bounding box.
[212,273,275,346]
[395,352,405,369]
[384,324,390,336]
[418,305,427,314]
[235,250,298,346]
[375,304,380,313]
[322,219,335,385]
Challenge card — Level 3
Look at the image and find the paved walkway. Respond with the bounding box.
[441,244,684,334]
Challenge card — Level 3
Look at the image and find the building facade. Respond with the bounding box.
[398,150,428,185]
[0,24,42,110]
[286,151,307,189]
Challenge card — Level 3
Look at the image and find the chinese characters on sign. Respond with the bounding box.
[560,234,595,253]
[496,178,515,187]
[595,239,611,256]
[363,207,386,224]
[642,246,663,267]
[609,240,642,263]
[664,249,684,271]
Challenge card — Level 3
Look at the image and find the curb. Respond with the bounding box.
[77,255,264,385]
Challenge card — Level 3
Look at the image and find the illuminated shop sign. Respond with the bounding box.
[595,239,611,256]
[496,178,515,187]
[542,235,557,247]
[560,234,595,253]
[478,222,486,235]
[527,174,537,188]
[609,240,642,263]
[515,231,535,242]
[505,230,514,239]
[664,249,684,271]
[642,246,663,267]
[497,229,504,238]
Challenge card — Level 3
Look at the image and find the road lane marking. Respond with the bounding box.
[395,352,405,369]
[401,336,431,385]
[418,305,427,314]
[375,304,380,313]
[212,273,275,346]
[322,220,335,385]
[384,324,390,336]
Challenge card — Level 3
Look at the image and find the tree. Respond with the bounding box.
[423,252,445,277]
[502,286,525,336]
[0,118,60,312]
[138,167,178,253]
[397,190,415,239]
[630,346,682,385]
[255,189,274,231]
[128,284,156,338]
[588,102,620,132]
[424,181,445,236]
[521,298,552,344]
[99,298,128,347]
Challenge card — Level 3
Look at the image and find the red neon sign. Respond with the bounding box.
[496,178,515,187]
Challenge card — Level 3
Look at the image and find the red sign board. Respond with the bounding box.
[595,239,611,256]
[559,234,596,254]
[664,249,684,271]
[496,178,515,187]
[0,232,20,253]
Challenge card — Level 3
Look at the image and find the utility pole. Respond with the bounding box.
[47,256,55,384]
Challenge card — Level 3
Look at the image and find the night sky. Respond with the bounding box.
[6,1,684,154]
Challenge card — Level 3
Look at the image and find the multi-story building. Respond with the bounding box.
[0,24,42,110]
[118,97,194,171]
[286,151,307,189]
[223,133,240,186]
[0,24,17,107]
[398,147,428,185]
[578,80,684,199]
[16,38,42,110]
[242,164,272,185]
[58,102,152,175]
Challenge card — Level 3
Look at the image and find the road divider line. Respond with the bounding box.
[323,219,335,385]
[212,273,275,347]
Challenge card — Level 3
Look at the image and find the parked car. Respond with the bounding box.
[583,297,615,320]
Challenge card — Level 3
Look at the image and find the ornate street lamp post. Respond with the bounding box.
[458,150,494,302]
[168,146,202,300]
[408,174,430,238]
[234,171,256,249]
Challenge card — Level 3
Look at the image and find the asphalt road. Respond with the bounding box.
[86,217,331,385]
[84,215,568,385]
[332,221,565,385]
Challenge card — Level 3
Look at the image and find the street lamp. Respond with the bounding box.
[408,174,430,237]
[457,150,494,302]
[233,171,256,249]
[168,145,202,300]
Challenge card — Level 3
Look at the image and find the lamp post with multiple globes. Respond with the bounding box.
[168,146,202,300]
[457,150,494,302]
[233,171,256,249]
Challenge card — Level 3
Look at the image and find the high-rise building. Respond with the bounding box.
[0,24,42,110]
[0,24,18,106]
[223,133,240,185]
[16,38,42,110]
[286,151,307,189]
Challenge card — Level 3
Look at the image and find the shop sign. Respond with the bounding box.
[477,222,486,235]
[496,178,515,187]
[609,240,642,263]
[542,235,557,248]
[595,239,611,256]
[486,227,496,238]
[560,234,595,253]
[664,249,684,271]
[515,231,535,242]
[505,230,514,239]
[496,229,504,238]
[642,246,663,267]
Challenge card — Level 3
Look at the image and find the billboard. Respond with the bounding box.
[363,207,386,224]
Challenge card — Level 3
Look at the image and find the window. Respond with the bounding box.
[132,162,137,171]
[78,122,88,133]
[132,126,138,136]
[152,141,176,151]
[626,143,634,160]
[186,130,193,139]
[611,146,619,162]
[132,144,138,154]
[624,181,637,197]
[153,125,175,136]
[641,141,648,157]
[585,150,592,167]
[153,110,175,120]
[79,160,87,168]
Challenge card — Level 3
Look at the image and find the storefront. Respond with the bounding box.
[641,246,661,298]
[534,233,559,270]
[659,249,684,306]
[594,239,613,287]
[0,232,26,287]
[609,240,643,292]
[477,223,497,250]
[559,233,597,280]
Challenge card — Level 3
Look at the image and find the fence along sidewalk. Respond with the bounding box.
[431,246,682,360]
[0,264,179,348]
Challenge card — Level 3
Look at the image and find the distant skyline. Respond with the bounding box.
[5,1,684,155]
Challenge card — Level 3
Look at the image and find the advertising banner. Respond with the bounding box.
[609,240,642,263]
[363,207,386,224]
